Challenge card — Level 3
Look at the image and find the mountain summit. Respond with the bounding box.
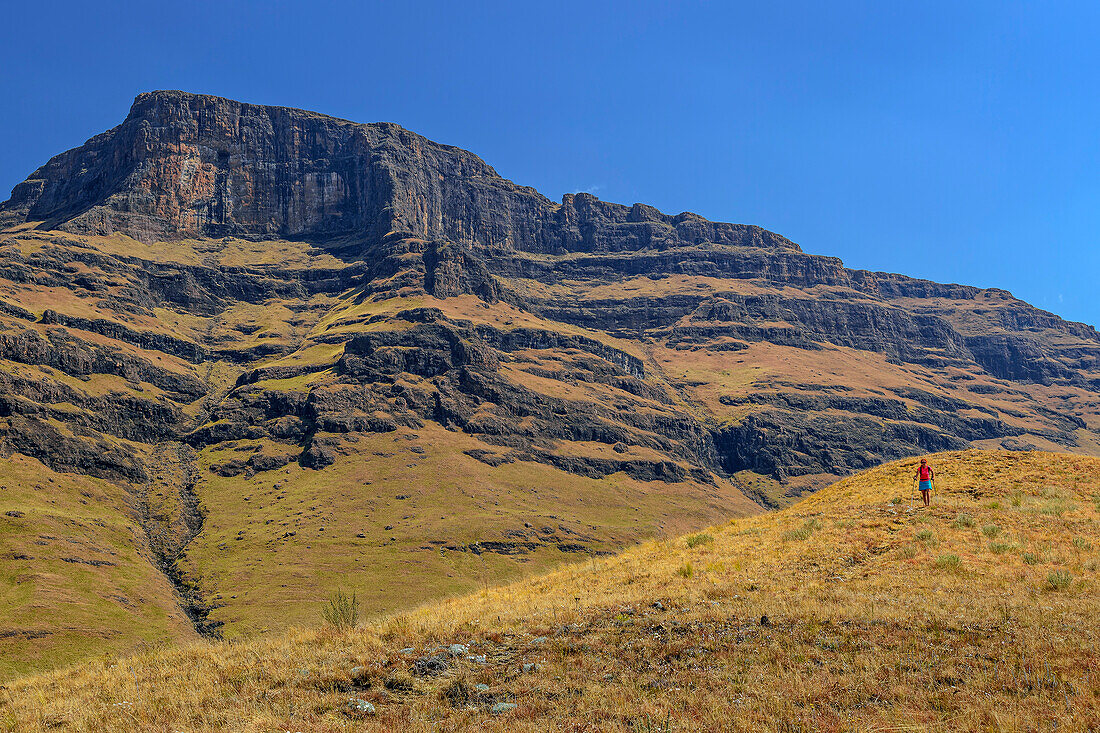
[1,92,1099,676]
[2,90,796,251]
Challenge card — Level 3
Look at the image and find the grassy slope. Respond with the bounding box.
[185,423,756,637]
[0,455,196,682]
[4,449,1097,731]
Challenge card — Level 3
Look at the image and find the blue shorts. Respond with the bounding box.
[919,480,932,491]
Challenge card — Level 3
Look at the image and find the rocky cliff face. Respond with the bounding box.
[3,91,1100,652]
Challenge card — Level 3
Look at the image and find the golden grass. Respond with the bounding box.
[3,449,1097,731]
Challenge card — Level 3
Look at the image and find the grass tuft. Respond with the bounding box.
[981,524,1001,538]
[953,513,974,528]
[934,554,961,571]
[1045,570,1072,591]
[685,533,714,548]
[321,589,360,631]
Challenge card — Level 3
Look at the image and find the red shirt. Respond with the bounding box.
[918,465,934,481]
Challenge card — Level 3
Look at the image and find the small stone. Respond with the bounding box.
[357,532,366,538]
[385,525,393,530]
[760,614,771,627]
[398,647,414,654]
[652,601,665,611]
[522,662,540,673]
[349,666,370,686]
[447,643,469,657]
[412,654,449,676]
[469,654,487,664]
[490,702,517,715]
[530,636,548,645]
[475,683,490,693]
[347,698,375,715]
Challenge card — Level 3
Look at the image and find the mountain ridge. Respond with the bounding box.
[1,91,1099,677]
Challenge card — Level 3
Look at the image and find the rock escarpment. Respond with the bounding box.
[2,92,1100,653]
[3,91,1099,490]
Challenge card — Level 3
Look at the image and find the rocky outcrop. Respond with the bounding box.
[1,91,800,258]
[2,90,1100,488]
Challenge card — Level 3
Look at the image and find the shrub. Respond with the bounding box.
[677,562,694,578]
[1039,499,1071,516]
[321,588,360,631]
[897,545,918,559]
[982,524,1001,538]
[915,529,936,544]
[953,513,975,528]
[989,542,1012,555]
[1045,570,1072,591]
[782,518,820,542]
[935,554,961,570]
[1022,552,1042,565]
[1073,537,1092,552]
[686,533,714,548]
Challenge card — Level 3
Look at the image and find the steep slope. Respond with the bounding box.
[0,454,197,680]
[2,450,1097,731]
[1,91,1099,676]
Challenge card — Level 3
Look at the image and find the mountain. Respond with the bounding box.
[3,450,1098,730]
[1,91,1099,677]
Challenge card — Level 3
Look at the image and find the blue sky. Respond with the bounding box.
[3,1,1098,326]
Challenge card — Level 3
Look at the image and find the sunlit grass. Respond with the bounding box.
[3,449,1099,731]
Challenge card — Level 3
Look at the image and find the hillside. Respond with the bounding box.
[1,91,1100,677]
[2,450,1097,730]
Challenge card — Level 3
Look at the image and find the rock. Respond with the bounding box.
[652,601,665,611]
[412,654,449,676]
[490,702,517,715]
[301,443,336,469]
[475,683,490,693]
[446,643,468,657]
[760,614,771,628]
[522,663,540,673]
[349,666,370,687]
[346,698,375,715]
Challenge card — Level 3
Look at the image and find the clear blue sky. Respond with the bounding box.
[4,1,1098,326]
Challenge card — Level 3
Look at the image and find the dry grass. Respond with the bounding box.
[3,449,1098,731]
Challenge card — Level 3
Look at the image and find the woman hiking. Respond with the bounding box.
[915,458,934,507]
